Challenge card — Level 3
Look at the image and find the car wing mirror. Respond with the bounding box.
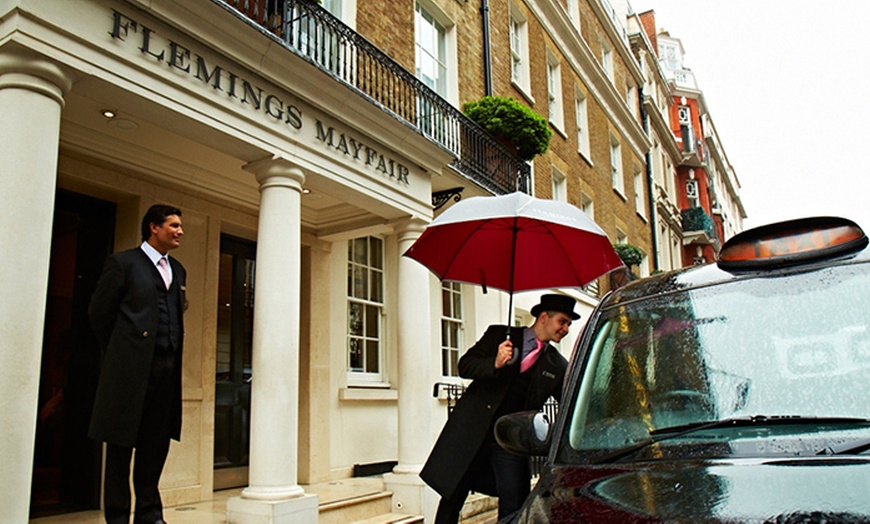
[494,411,552,456]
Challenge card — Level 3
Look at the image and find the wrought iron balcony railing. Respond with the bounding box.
[681,206,718,240]
[218,0,530,196]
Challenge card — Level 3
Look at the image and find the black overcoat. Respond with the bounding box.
[420,324,568,499]
[87,247,186,447]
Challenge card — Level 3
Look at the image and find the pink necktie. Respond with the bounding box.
[521,339,544,373]
[157,257,171,289]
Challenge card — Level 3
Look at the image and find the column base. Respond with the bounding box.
[227,493,319,524]
[383,472,440,522]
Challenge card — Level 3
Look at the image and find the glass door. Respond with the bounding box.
[213,235,256,489]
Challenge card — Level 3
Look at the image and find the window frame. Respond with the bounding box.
[346,236,386,384]
[634,168,646,220]
[414,0,457,103]
[440,281,464,378]
[600,37,614,80]
[509,3,533,99]
[575,86,591,161]
[610,135,625,197]
[551,166,567,202]
[547,50,564,131]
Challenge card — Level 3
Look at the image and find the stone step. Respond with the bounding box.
[460,508,498,524]
[318,489,393,524]
[351,512,425,523]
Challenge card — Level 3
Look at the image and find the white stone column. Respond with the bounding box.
[227,157,318,524]
[0,45,72,522]
[384,217,439,519]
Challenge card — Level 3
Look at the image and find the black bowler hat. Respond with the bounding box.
[530,294,580,320]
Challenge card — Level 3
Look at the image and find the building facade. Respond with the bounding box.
[629,9,682,272]
[1,1,743,523]
[638,10,746,266]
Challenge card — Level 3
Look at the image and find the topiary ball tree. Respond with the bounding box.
[463,96,552,161]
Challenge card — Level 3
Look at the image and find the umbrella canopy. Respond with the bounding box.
[404,192,624,295]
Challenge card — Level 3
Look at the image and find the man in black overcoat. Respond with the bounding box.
[88,204,186,524]
[420,294,576,523]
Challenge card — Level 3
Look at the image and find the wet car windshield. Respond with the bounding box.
[561,262,870,462]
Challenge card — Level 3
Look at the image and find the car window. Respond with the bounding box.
[562,262,870,460]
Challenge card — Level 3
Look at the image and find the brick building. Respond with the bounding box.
[1,1,743,523]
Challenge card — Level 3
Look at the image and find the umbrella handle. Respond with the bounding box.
[505,331,520,366]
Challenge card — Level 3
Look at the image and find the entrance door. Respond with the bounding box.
[30,190,115,518]
[213,235,256,490]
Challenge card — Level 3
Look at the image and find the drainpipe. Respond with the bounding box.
[639,86,660,272]
[481,0,493,96]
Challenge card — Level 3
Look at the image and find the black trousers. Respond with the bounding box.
[434,441,530,524]
[104,346,177,524]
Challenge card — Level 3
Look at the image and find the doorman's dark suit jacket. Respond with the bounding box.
[88,247,186,447]
[420,325,568,500]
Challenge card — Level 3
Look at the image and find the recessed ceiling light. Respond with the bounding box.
[101,109,117,118]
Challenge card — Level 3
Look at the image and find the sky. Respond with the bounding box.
[627,1,870,230]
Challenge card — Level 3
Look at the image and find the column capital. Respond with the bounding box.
[244,155,306,190]
[0,44,74,106]
[394,216,430,244]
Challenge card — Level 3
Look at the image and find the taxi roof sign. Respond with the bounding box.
[718,217,868,270]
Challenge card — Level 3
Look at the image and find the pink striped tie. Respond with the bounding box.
[520,339,544,373]
[157,257,171,289]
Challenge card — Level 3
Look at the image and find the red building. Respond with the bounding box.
[640,11,745,266]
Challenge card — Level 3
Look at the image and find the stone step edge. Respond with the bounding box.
[319,490,393,512]
[351,512,424,524]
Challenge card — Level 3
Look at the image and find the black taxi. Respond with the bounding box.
[496,217,870,522]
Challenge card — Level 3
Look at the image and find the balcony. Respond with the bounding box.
[218,0,530,196]
[681,206,719,247]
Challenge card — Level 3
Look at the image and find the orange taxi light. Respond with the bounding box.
[719,217,867,269]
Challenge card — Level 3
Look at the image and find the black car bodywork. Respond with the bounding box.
[497,217,870,522]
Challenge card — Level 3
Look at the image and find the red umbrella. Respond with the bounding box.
[404,191,624,348]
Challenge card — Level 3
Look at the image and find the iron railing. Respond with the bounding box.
[531,397,558,478]
[219,0,530,195]
[433,382,466,415]
[434,382,557,478]
[682,206,718,241]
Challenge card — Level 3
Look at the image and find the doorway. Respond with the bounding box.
[30,189,116,518]
[213,235,256,490]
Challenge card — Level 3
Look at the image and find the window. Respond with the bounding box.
[610,136,624,195]
[415,4,447,97]
[634,169,646,219]
[661,42,679,70]
[566,0,581,30]
[321,0,343,20]
[321,0,358,27]
[616,229,627,246]
[600,38,614,80]
[509,3,531,96]
[415,2,456,138]
[686,177,700,208]
[580,191,594,219]
[547,51,563,130]
[288,1,348,75]
[626,83,637,119]
[678,105,695,153]
[552,166,567,202]
[575,87,590,159]
[441,281,463,377]
[347,236,384,381]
